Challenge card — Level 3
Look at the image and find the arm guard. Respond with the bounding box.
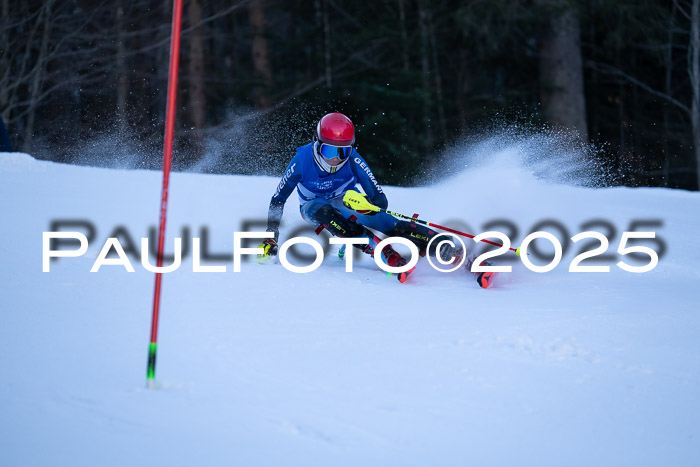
[266,197,285,242]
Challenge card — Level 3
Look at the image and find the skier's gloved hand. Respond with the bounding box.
[258,238,278,257]
[354,193,377,216]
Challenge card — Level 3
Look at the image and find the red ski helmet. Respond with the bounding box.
[316,113,355,146]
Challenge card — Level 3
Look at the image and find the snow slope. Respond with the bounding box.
[1,150,700,467]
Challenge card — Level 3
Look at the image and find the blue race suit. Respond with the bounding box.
[266,142,400,241]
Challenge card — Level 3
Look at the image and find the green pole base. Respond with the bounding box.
[146,342,157,387]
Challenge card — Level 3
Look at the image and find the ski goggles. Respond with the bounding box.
[319,143,353,160]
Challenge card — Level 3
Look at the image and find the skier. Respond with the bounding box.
[257,112,470,284]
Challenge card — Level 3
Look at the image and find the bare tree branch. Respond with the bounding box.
[586,60,691,116]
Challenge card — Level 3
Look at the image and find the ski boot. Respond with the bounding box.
[436,241,464,265]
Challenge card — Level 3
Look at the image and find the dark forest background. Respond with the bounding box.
[2,0,700,190]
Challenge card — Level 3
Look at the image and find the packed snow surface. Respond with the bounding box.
[1,150,699,466]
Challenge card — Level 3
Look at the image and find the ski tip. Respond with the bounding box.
[477,271,496,289]
[397,266,416,283]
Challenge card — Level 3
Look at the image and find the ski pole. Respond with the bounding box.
[342,190,521,255]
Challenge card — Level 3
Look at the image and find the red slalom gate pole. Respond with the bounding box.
[147,0,184,389]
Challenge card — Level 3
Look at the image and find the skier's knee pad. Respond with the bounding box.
[310,203,365,238]
[391,220,464,259]
[390,220,436,252]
